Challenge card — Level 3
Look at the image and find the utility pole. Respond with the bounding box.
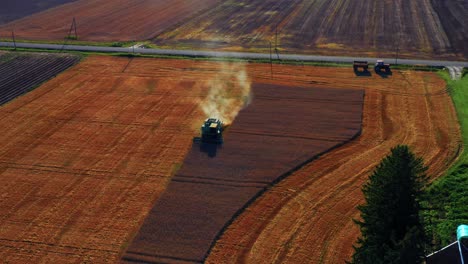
[269,41,273,78]
[275,24,278,51]
[73,17,77,39]
[11,31,16,51]
[67,17,78,40]
[274,23,280,61]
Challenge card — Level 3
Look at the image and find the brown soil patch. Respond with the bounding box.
[123,85,364,263]
[206,67,461,263]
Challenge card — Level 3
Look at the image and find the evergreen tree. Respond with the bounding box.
[351,145,428,264]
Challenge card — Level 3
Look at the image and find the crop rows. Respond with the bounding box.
[0,53,80,106]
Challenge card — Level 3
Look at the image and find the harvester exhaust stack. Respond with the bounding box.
[200,118,224,143]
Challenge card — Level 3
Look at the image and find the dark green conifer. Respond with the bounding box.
[351,145,427,264]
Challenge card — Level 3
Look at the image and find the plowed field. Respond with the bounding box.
[0,0,220,41]
[206,67,461,263]
[0,55,460,263]
[0,52,80,106]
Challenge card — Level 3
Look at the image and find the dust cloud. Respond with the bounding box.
[198,63,252,125]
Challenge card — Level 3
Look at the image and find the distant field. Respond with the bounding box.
[0,54,460,262]
[1,0,466,59]
[154,0,462,59]
[430,0,468,58]
[0,0,220,41]
[0,0,77,25]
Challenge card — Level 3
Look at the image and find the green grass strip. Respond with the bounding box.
[424,70,468,249]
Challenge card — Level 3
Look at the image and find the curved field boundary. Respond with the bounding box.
[122,85,365,263]
[0,52,80,106]
[206,68,461,263]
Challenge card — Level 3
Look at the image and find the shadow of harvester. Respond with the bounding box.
[193,137,222,158]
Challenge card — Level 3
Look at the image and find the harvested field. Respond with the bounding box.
[206,66,461,263]
[0,55,460,263]
[0,0,220,41]
[0,0,77,25]
[430,0,468,58]
[0,55,209,263]
[0,52,80,106]
[0,0,465,59]
[123,85,364,263]
[152,0,463,59]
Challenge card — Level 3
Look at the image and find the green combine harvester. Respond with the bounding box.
[200,118,224,143]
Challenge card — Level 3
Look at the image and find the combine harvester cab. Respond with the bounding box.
[201,118,224,144]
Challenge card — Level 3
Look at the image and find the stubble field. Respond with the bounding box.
[0,0,466,59]
[154,0,457,59]
[430,0,468,59]
[207,65,461,263]
[0,0,220,41]
[0,54,461,263]
[0,55,208,263]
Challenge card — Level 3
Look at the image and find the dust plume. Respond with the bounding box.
[198,63,252,125]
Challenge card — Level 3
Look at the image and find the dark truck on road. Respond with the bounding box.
[353,61,369,72]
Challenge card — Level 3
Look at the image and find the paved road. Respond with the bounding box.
[1,41,467,67]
